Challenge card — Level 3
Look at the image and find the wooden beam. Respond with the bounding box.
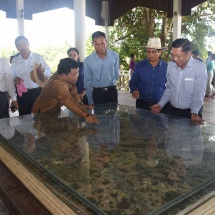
[0,145,77,215]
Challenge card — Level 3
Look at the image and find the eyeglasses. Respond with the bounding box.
[170,53,183,60]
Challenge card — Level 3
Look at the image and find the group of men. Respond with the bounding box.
[0,31,207,124]
[130,37,207,123]
[0,31,120,124]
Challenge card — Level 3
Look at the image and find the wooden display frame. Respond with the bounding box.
[0,145,76,215]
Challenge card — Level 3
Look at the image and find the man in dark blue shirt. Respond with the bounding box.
[129,38,168,113]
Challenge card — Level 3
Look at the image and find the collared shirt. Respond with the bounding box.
[206,59,214,73]
[32,73,90,118]
[11,51,51,89]
[84,49,119,104]
[129,59,167,103]
[0,58,17,101]
[158,57,207,114]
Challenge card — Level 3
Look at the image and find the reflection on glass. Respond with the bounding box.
[0,103,215,215]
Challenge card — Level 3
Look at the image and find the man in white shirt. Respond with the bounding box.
[0,57,18,118]
[11,36,51,116]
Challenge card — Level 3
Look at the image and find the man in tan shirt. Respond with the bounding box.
[32,58,98,124]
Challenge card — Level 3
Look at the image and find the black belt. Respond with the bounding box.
[137,99,155,106]
[169,104,190,112]
[93,86,116,91]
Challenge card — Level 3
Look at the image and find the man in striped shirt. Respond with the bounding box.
[151,38,207,123]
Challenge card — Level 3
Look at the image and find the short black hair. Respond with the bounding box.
[130,53,135,58]
[172,38,191,53]
[67,47,80,62]
[208,51,212,56]
[57,58,79,75]
[192,50,200,55]
[92,31,106,40]
[15,36,28,45]
[67,47,79,56]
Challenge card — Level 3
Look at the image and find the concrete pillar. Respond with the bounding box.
[74,0,86,61]
[101,1,109,48]
[173,0,182,40]
[16,0,25,36]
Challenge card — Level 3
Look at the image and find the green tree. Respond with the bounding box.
[109,1,215,69]
[182,0,215,60]
[108,7,172,69]
[86,34,95,55]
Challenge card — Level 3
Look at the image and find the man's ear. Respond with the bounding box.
[60,73,66,80]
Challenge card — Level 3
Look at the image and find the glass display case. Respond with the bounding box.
[1,103,215,215]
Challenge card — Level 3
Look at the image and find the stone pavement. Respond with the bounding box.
[118,89,135,107]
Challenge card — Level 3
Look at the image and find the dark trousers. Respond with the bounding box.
[167,103,203,119]
[0,91,9,119]
[92,86,118,104]
[136,99,169,114]
[17,87,42,116]
[82,94,89,105]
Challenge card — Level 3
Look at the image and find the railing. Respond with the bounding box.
[117,70,130,91]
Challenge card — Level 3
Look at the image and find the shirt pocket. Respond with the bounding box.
[184,79,194,93]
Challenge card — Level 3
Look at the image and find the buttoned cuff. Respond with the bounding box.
[158,100,166,108]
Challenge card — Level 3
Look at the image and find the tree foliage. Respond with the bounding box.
[109,1,215,69]
[2,1,215,71]
[182,0,215,58]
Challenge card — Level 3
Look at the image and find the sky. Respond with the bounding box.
[0,7,98,49]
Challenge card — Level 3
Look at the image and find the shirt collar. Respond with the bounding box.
[19,51,33,59]
[173,56,193,69]
[93,49,109,59]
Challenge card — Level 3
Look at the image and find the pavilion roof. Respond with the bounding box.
[0,0,207,26]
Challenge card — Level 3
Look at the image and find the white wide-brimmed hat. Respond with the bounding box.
[30,63,47,87]
[145,38,165,50]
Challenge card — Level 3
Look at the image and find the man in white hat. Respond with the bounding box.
[151,38,207,122]
[11,36,51,116]
[129,37,168,112]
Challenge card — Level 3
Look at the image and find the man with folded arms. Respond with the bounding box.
[151,38,207,122]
